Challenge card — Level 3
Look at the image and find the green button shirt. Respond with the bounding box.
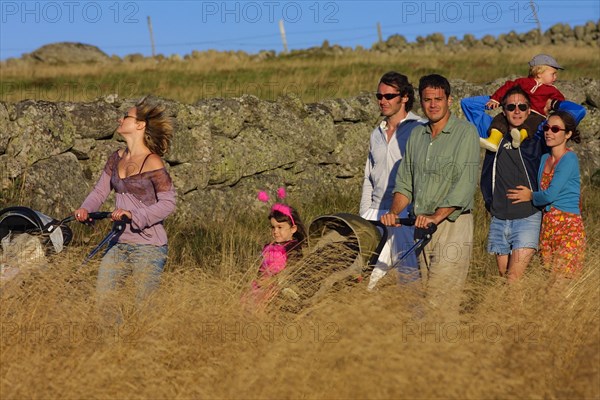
[394,114,480,222]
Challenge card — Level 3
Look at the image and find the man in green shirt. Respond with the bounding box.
[381,74,479,320]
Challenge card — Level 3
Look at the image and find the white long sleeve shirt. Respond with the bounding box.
[359,111,426,217]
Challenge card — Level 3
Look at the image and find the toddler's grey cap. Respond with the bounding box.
[529,54,564,70]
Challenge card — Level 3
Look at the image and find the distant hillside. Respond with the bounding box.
[6,21,599,65]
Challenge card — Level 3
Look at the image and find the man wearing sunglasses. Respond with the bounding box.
[360,71,426,290]
[480,86,546,282]
[381,74,479,320]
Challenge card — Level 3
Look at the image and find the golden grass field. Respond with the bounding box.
[1,44,599,399]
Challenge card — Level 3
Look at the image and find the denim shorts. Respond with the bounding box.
[487,212,542,255]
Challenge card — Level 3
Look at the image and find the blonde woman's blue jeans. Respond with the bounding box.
[96,243,167,307]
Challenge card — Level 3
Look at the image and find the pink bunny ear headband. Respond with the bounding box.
[257,187,295,226]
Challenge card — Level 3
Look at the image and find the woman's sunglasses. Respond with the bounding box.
[504,103,529,112]
[375,93,401,101]
[123,112,137,120]
[543,124,566,133]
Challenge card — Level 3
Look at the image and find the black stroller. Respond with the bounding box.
[0,206,125,285]
[0,207,75,255]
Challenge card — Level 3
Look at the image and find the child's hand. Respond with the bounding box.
[485,100,499,109]
[544,99,553,115]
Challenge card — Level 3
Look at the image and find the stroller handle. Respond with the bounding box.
[60,211,113,224]
[394,217,437,234]
[377,217,437,239]
[390,217,438,241]
[89,212,113,220]
[395,217,416,226]
[82,217,130,265]
[414,222,437,240]
[373,217,437,264]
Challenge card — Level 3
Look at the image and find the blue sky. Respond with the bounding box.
[1,0,598,60]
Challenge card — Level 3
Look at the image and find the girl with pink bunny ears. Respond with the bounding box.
[257,187,306,277]
[244,188,307,310]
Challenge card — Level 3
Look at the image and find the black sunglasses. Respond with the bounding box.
[543,124,566,133]
[376,93,401,101]
[504,103,529,112]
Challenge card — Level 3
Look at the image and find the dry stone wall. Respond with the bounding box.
[0,79,598,222]
[371,21,600,55]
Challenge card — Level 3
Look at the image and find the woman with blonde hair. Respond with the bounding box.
[74,97,176,308]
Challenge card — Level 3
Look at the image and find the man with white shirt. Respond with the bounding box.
[360,71,426,290]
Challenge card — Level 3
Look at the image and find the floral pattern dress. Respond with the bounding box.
[538,167,586,275]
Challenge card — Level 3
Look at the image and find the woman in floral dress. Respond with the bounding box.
[507,110,585,275]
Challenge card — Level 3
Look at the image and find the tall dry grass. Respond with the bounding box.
[1,45,598,103]
[1,180,598,399]
[0,242,598,399]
